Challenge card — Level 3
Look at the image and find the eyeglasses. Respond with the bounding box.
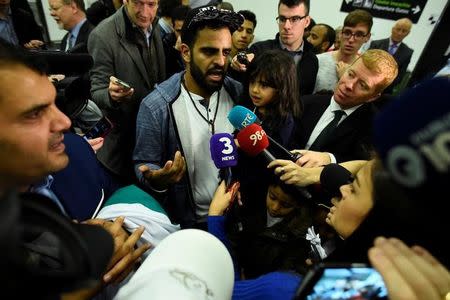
[341,29,369,40]
[276,15,308,25]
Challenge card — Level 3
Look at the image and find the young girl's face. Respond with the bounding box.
[326,160,374,239]
[249,75,277,109]
[266,185,297,218]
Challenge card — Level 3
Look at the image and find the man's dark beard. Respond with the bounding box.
[189,56,225,95]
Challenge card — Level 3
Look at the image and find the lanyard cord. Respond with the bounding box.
[182,79,220,134]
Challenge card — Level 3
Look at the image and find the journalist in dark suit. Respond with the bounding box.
[292,49,398,167]
[60,19,94,53]
[48,0,93,53]
[88,3,166,183]
[369,18,413,93]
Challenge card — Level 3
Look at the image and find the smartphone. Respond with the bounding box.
[83,116,114,140]
[294,263,388,300]
[114,78,131,91]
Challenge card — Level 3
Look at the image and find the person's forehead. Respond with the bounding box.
[49,0,64,6]
[351,59,384,86]
[343,23,370,32]
[0,67,54,114]
[394,21,411,29]
[278,3,307,16]
[242,19,255,30]
[194,27,231,46]
[312,25,327,35]
[270,185,295,202]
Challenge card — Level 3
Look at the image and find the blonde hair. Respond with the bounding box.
[359,49,398,93]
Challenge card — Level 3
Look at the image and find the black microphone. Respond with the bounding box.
[236,124,312,200]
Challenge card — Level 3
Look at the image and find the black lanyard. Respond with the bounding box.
[182,80,220,135]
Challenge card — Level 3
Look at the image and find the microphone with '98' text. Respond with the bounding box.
[210,133,238,188]
[236,123,275,164]
[237,123,312,200]
[228,105,301,162]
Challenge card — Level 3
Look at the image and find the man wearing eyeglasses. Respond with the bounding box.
[230,0,318,96]
[313,9,372,94]
[48,0,94,53]
[88,0,166,183]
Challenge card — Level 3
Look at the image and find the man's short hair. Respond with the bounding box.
[357,49,398,93]
[344,9,373,32]
[317,23,336,51]
[171,4,191,22]
[160,0,182,17]
[278,0,310,15]
[0,39,46,75]
[181,6,243,48]
[62,0,86,12]
[238,10,257,28]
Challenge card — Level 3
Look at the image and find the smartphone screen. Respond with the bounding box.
[295,264,388,300]
[83,117,114,140]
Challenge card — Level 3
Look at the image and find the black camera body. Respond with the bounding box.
[237,51,250,66]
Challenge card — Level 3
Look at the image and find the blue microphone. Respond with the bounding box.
[229,106,311,200]
[228,105,301,162]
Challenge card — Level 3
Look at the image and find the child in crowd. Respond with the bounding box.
[244,49,301,147]
[237,49,302,217]
[211,176,313,279]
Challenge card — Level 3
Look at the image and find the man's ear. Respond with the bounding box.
[321,41,330,53]
[364,32,372,43]
[180,43,191,64]
[70,1,78,12]
[304,16,311,30]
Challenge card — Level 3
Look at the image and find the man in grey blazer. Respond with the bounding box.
[88,0,166,183]
[369,18,413,93]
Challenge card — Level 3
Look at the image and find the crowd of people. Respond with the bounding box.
[1,0,449,299]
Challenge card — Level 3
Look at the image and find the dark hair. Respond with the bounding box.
[181,6,243,48]
[316,23,336,51]
[0,38,47,76]
[159,0,182,17]
[171,4,191,23]
[268,175,312,208]
[238,10,257,28]
[278,0,309,15]
[62,0,86,12]
[327,159,449,268]
[246,49,301,130]
[343,9,373,32]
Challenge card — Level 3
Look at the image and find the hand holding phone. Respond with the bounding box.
[109,76,134,102]
[83,116,114,140]
[113,78,131,91]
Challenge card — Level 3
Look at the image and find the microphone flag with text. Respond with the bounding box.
[210,133,238,188]
[228,105,301,162]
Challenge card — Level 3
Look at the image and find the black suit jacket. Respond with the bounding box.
[369,38,413,91]
[60,20,94,53]
[10,4,44,45]
[249,34,318,96]
[295,94,377,162]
